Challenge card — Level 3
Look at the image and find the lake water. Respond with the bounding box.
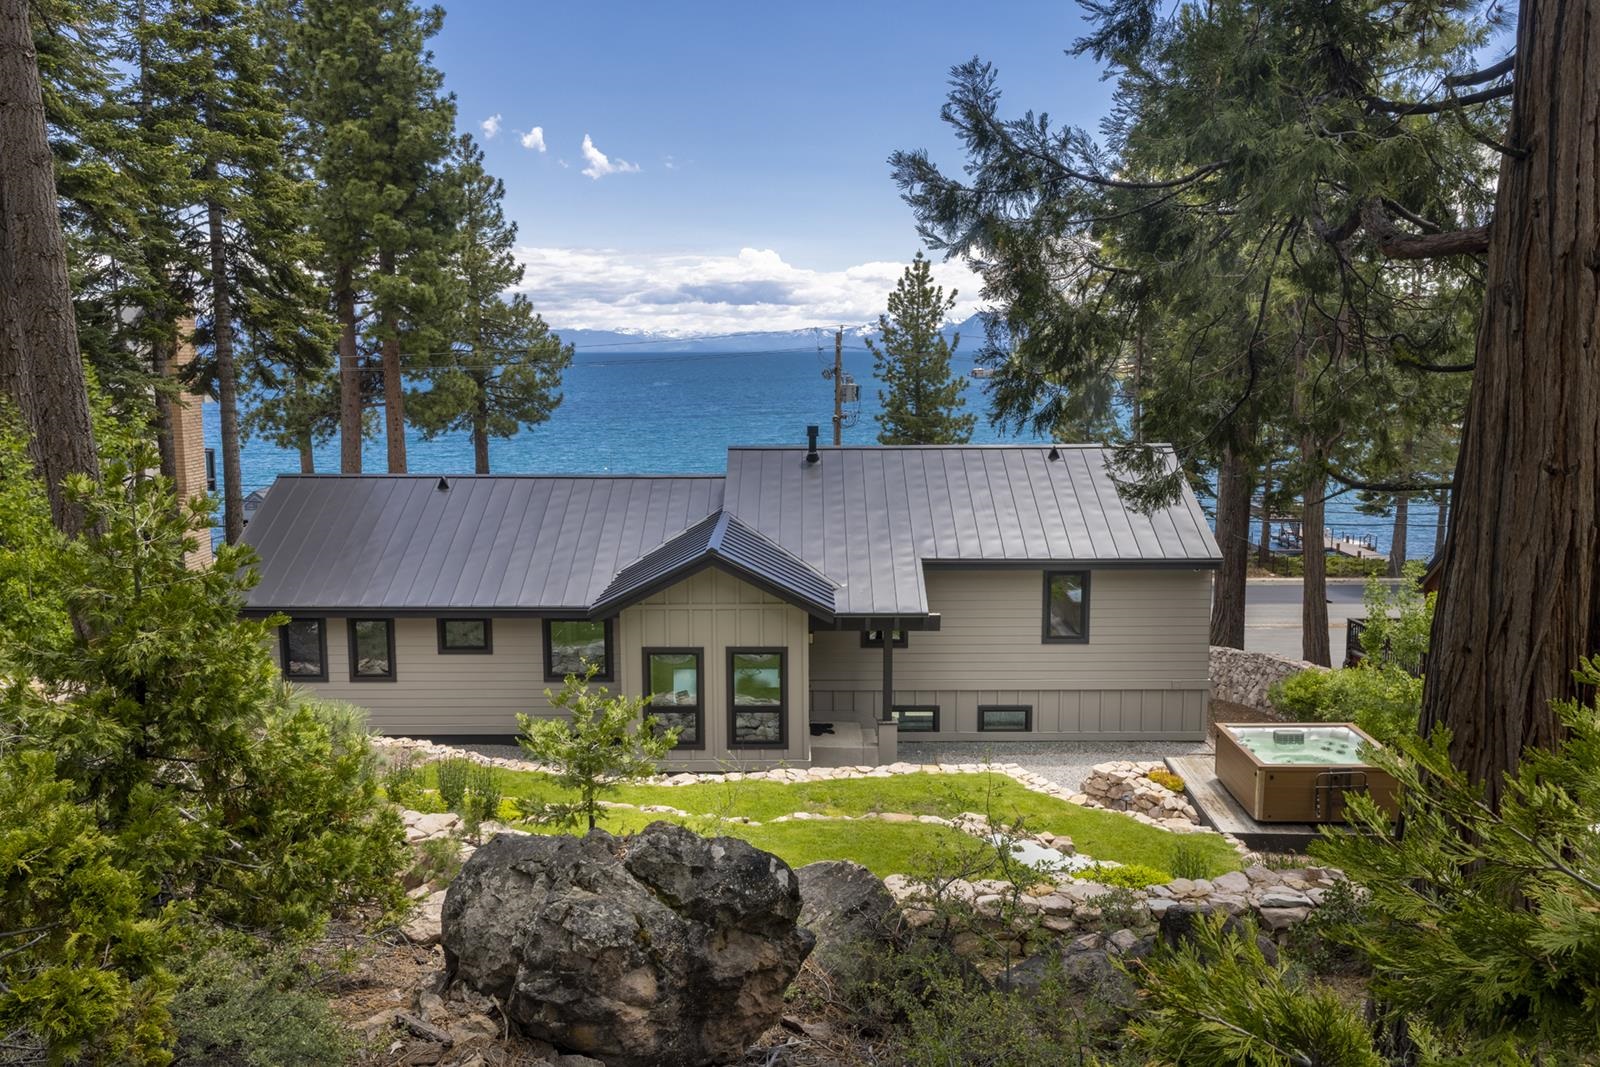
[209,345,1442,559]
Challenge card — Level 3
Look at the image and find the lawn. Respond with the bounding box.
[417,763,1242,879]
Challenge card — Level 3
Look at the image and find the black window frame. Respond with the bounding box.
[642,647,705,750]
[542,618,616,682]
[978,704,1033,732]
[860,628,909,649]
[347,618,397,682]
[279,617,328,682]
[892,704,939,733]
[727,646,787,748]
[436,617,494,655]
[1041,571,1091,643]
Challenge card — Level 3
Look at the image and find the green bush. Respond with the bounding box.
[1267,553,1389,578]
[381,750,424,808]
[464,763,503,823]
[1271,665,1422,744]
[1168,838,1213,881]
[168,945,354,1067]
[1074,863,1171,889]
[435,757,471,810]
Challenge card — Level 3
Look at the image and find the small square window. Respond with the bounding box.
[348,619,395,681]
[729,647,786,747]
[280,618,327,681]
[979,705,1031,732]
[892,705,938,733]
[1043,572,1090,642]
[544,619,614,681]
[860,629,908,649]
[438,618,492,654]
[644,648,703,749]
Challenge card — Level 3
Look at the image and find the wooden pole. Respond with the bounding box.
[833,327,843,446]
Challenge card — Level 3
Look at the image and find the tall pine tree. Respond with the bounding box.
[408,134,570,473]
[866,252,974,445]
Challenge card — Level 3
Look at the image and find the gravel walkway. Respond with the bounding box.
[896,739,1213,794]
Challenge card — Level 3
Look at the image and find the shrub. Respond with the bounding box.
[1270,665,1422,744]
[405,835,463,889]
[1146,768,1185,793]
[435,757,471,810]
[1074,863,1171,889]
[381,749,424,808]
[464,763,502,823]
[516,665,678,830]
[168,945,354,1067]
[1167,839,1213,881]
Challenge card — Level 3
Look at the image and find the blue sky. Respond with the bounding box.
[427,1,1116,334]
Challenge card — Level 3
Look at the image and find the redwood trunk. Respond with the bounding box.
[1433,489,1448,558]
[0,0,100,533]
[1301,466,1331,666]
[207,197,245,545]
[1209,445,1251,648]
[1419,0,1600,798]
[337,268,362,473]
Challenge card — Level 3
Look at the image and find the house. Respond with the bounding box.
[241,433,1220,770]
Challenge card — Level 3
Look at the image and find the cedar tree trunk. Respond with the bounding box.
[1420,0,1600,798]
[1210,444,1251,648]
[378,249,407,472]
[1388,490,1409,578]
[336,267,362,473]
[206,196,244,544]
[1301,464,1331,666]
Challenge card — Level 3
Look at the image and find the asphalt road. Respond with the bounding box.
[1243,578,1400,660]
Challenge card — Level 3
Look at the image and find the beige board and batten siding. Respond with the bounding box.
[810,567,1211,739]
[271,617,560,734]
[616,566,812,770]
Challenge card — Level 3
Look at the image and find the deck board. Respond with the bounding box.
[1166,754,1323,853]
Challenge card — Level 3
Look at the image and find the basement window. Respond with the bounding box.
[892,705,939,733]
[279,618,327,681]
[978,705,1032,732]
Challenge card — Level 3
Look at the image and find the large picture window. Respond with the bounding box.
[979,705,1032,732]
[1043,571,1090,642]
[437,618,492,654]
[643,648,703,749]
[348,618,395,681]
[544,619,613,681]
[279,618,327,681]
[728,647,786,747]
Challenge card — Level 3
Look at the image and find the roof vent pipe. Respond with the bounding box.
[436,476,450,491]
[1047,446,1061,461]
[805,425,820,464]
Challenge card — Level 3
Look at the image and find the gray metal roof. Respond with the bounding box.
[591,510,837,618]
[242,474,725,614]
[242,444,1217,619]
[721,445,1221,616]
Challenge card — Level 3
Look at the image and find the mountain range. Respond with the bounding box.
[554,314,985,354]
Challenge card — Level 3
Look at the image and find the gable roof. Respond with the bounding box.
[242,444,1218,619]
[590,510,837,618]
[721,445,1221,615]
[241,473,724,614]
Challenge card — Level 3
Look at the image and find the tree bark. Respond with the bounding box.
[472,404,490,474]
[1419,0,1600,800]
[1433,488,1448,558]
[1257,462,1273,568]
[378,249,407,472]
[1387,490,1409,578]
[206,196,244,545]
[152,333,178,481]
[0,0,100,533]
[1209,444,1251,648]
[336,266,362,473]
[1301,464,1331,667]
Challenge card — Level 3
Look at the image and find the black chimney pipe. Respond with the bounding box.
[805,425,820,463]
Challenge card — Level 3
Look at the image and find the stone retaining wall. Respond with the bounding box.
[1209,645,1325,716]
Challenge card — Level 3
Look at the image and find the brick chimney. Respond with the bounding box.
[168,322,214,569]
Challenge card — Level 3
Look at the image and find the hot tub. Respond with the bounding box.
[1215,723,1399,823]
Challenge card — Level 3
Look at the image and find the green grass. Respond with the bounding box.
[417,764,1241,879]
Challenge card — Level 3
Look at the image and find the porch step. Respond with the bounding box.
[810,721,878,767]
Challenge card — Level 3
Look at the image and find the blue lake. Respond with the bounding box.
[208,344,1442,560]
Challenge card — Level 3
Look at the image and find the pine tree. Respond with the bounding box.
[407,135,570,473]
[866,253,974,445]
[292,0,459,474]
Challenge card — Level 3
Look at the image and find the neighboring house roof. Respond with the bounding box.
[722,445,1221,616]
[242,443,1218,620]
[241,473,725,614]
[591,510,837,619]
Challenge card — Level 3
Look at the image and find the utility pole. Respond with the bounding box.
[832,327,843,446]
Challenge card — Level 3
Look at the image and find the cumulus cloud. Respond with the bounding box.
[509,246,984,335]
[480,113,502,139]
[520,126,546,152]
[579,134,640,180]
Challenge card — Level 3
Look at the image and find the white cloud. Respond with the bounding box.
[480,113,502,139]
[520,126,546,152]
[510,246,984,335]
[579,134,640,180]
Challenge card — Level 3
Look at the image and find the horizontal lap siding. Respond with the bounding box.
[273,617,555,735]
[810,568,1210,739]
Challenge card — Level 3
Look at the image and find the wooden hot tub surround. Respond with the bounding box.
[1214,723,1400,824]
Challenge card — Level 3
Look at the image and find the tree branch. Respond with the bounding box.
[1326,467,1453,493]
[1444,56,1514,88]
[1364,81,1514,116]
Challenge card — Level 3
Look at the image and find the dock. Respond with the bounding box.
[1165,754,1325,853]
[1323,532,1386,562]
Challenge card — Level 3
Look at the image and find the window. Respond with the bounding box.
[1043,571,1090,642]
[348,618,395,681]
[544,619,614,681]
[728,647,786,747]
[437,618,493,654]
[892,705,938,733]
[979,705,1032,732]
[860,629,908,649]
[643,648,703,748]
[279,618,326,681]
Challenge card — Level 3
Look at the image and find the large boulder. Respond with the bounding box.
[442,822,814,1067]
[796,861,899,973]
